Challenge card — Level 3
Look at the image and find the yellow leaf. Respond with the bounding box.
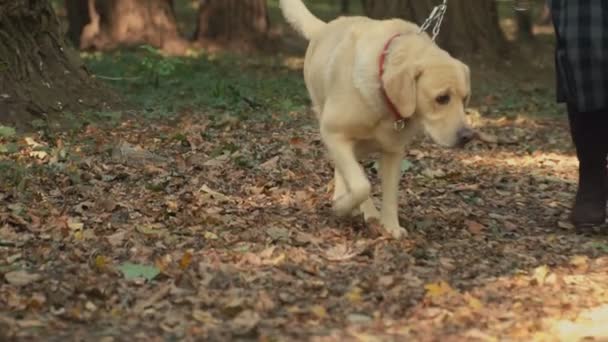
[569,255,589,268]
[465,293,483,310]
[424,281,453,298]
[67,218,84,230]
[180,251,193,270]
[266,253,285,266]
[203,231,219,240]
[95,255,107,271]
[532,265,550,285]
[345,287,363,304]
[310,305,327,319]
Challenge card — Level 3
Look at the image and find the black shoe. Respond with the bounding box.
[571,181,606,232]
[567,106,608,232]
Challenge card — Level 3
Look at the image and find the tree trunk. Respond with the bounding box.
[0,0,111,129]
[361,0,508,58]
[515,9,534,41]
[341,0,350,14]
[194,0,271,52]
[536,3,551,25]
[65,0,187,54]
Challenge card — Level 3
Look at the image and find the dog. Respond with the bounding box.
[280,0,475,239]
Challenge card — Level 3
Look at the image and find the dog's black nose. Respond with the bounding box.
[457,128,476,147]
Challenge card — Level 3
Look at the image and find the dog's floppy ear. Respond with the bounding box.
[382,64,422,118]
[461,62,471,107]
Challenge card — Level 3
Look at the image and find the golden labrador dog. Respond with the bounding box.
[280,0,474,239]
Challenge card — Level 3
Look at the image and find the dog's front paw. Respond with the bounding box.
[333,194,357,217]
[384,225,408,239]
[361,205,380,222]
[380,218,408,239]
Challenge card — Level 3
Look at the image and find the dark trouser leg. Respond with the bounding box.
[567,105,608,230]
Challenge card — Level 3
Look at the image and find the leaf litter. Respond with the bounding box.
[0,109,608,341]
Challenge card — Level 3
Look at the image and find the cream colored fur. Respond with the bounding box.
[280,0,473,239]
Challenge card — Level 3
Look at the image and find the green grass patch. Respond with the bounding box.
[82,48,310,121]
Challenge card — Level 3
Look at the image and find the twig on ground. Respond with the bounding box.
[94,75,141,81]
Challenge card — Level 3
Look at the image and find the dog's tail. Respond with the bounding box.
[279,0,326,40]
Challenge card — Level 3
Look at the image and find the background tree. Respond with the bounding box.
[65,0,187,54]
[0,0,109,129]
[194,0,271,52]
[341,0,350,14]
[361,0,508,58]
[515,8,534,41]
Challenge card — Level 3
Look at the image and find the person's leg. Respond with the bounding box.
[567,104,608,231]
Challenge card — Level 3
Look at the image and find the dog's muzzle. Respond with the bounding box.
[456,127,476,148]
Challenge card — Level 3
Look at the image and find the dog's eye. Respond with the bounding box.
[436,94,451,105]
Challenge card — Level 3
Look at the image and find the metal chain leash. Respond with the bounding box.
[418,0,448,42]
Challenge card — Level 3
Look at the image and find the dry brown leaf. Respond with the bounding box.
[465,220,485,235]
[324,244,360,261]
[5,271,42,287]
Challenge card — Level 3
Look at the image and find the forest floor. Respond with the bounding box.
[2,30,608,341]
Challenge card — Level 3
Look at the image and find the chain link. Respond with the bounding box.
[418,0,448,42]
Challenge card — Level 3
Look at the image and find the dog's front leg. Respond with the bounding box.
[322,131,371,216]
[379,152,408,239]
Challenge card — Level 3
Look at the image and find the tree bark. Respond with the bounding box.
[515,9,534,41]
[0,0,111,129]
[341,0,350,14]
[361,0,508,58]
[536,3,551,25]
[65,0,187,54]
[194,0,271,52]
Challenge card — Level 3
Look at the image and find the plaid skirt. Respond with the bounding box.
[549,0,608,112]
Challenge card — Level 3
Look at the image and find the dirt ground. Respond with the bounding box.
[2,94,608,341]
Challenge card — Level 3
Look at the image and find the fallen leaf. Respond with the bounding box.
[106,231,127,246]
[465,220,485,235]
[531,265,550,285]
[310,305,327,319]
[464,293,483,310]
[0,125,16,138]
[95,255,108,271]
[230,310,260,336]
[259,156,279,170]
[203,231,219,240]
[179,251,193,270]
[345,287,363,304]
[67,218,84,230]
[378,275,395,287]
[424,281,454,299]
[401,159,414,172]
[200,184,230,202]
[347,313,372,324]
[133,284,171,313]
[118,263,160,281]
[266,226,290,242]
[192,310,220,326]
[324,244,360,261]
[5,271,42,287]
[422,168,446,179]
[570,255,589,270]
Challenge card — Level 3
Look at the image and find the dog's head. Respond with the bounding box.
[383,49,475,148]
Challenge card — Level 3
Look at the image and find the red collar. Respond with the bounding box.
[379,33,406,124]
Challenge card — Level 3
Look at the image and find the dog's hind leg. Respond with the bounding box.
[321,130,371,217]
